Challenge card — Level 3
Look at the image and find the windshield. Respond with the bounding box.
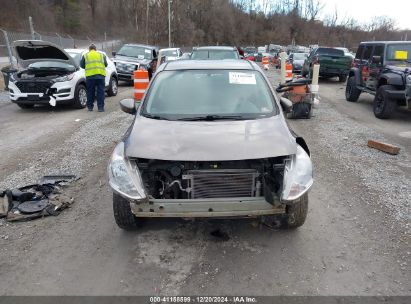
[191,50,239,60]
[317,48,344,56]
[28,61,75,70]
[386,44,411,61]
[293,53,308,60]
[117,45,153,59]
[142,70,277,120]
[161,50,178,57]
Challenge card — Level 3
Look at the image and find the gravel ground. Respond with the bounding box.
[0,90,10,105]
[0,109,133,189]
[0,68,409,296]
[266,68,410,230]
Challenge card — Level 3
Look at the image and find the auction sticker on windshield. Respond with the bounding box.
[229,72,256,85]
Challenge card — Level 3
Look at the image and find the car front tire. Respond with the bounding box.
[107,75,118,96]
[113,193,141,230]
[338,74,347,82]
[72,84,87,109]
[373,85,396,119]
[345,76,361,102]
[281,193,308,229]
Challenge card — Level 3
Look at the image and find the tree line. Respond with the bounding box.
[0,0,410,50]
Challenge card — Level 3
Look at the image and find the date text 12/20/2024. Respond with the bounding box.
[149,297,258,303]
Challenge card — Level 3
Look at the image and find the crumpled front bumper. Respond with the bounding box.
[8,81,76,104]
[129,197,286,218]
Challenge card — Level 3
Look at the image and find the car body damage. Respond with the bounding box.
[124,116,297,161]
[108,60,313,229]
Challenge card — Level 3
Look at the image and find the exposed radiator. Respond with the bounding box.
[183,169,259,199]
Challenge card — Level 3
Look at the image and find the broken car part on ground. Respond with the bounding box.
[0,175,76,222]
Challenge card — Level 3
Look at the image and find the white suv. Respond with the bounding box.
[8,40,117,109]
[66,48,118,97]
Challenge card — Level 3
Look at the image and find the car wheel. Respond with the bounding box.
[107,76,118,96]
[72,84,87,109]
[281,193,308,229]
[373,85,396,119]
[16,103,34,109]
[113,193,141,230]
[345,76,361,102]
[338,75,347,82]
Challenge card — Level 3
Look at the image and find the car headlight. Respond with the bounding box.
[54,73,75,82]
[281,145,313,201]
[108,142,146,200]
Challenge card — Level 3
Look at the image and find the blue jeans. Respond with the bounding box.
[86,77,105,110]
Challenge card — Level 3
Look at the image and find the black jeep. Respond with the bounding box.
[345,41,411,119]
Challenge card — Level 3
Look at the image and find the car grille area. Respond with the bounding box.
[15,81,51,93]
[183,169,259,199]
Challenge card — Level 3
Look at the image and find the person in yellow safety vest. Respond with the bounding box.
[80,44,108,112]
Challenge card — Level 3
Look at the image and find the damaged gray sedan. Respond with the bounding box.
[108,60,313,230]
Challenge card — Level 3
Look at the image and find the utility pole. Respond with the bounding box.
[146,0,149,44]
[168,0,171,47]
[29,16,35,40]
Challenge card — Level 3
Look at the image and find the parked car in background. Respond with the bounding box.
[158,47,183,61]
[191,46,240,60]
[245,53,255,61]
[9,40,87,109]
[109,59,313,230]
[346,41,411,119]
[254,52,273,63]
[180,53,191,60]
[112,43,159,80]
[243,46,257,55]
[66,48,118,97]
[302,47,352,82]
[289,52,309,73]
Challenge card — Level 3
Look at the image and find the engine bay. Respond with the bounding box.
[16,68,72,80]
[134,158,287,204]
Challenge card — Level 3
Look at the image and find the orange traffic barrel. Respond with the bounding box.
[285,63,293,81]
[262,56,270,70]
[133,70,149,101]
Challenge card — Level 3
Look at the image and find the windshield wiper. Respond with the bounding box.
[143,114,170,120]
[177,115,245,121]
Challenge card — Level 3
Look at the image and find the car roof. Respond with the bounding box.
[65,49,84,53]
[193,46,236,51]
[65,48,107,55]
[160,59,256,71]
[360,41,411,45]
[160,47,180,51]
[123,43,158,49]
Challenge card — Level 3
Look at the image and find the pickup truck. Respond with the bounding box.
[302,47,352,82]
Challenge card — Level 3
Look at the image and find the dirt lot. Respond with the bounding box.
[0,68,410,296]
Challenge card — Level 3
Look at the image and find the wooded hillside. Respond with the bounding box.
[0,0,409,49]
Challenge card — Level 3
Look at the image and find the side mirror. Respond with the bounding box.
[280,97,293,113]
[372,56,381,64]
[112,51,116,57]
[120,98,138,115]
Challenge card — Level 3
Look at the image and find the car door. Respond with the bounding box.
[361,44,373,87]
[366,44,384,90]
[303,49,314,73]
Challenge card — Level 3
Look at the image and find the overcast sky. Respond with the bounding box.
[319,0,410,30]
